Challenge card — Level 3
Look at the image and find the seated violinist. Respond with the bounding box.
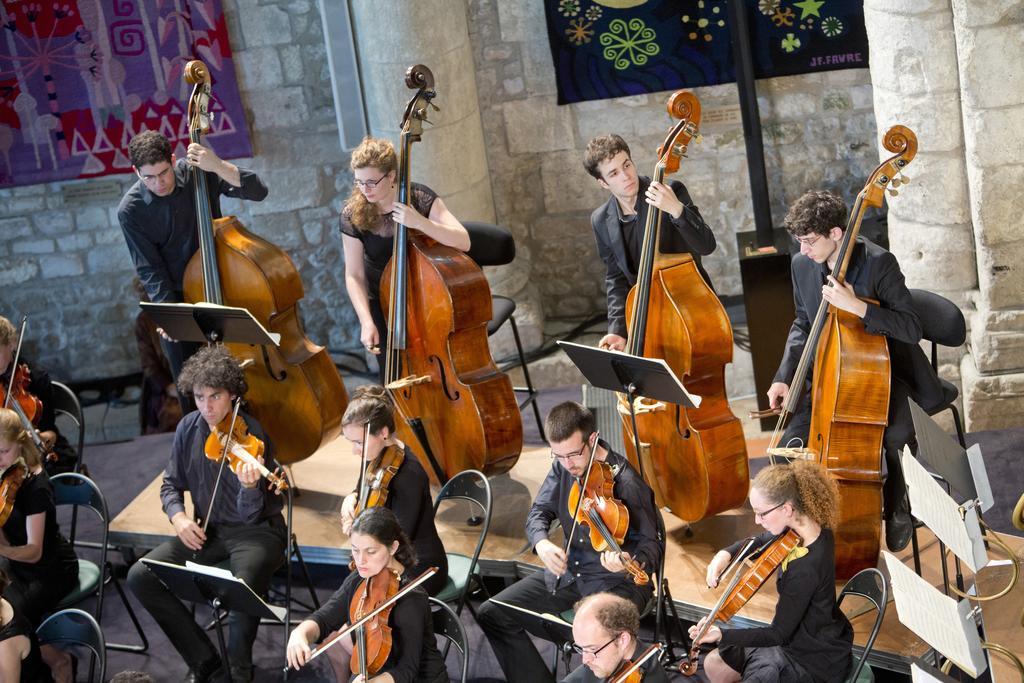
[0,315,78,475]
[689,461,852,683]
[126,345,287,683]
[0,408,78,682]
[338,385,447,597]
[562,593,667,683]
[286,506,449,683]
[478,402,662,683]
[0,566,53,682]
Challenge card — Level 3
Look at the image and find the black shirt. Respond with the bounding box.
[525,443,662,595]
[118,158,268,304]
[364,445,448,594]
[309,570,448,683]
[718,529,853,683]
[591,176,717,337]
[0,608,53,682]
[339,182,438,302]
[0,361,75,474]
[159,411,284,527]
[2,470,78,587]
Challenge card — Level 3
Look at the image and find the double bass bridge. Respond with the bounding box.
[616,396,667,416]
[386,375,432,391]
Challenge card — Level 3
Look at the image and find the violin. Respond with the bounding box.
[566,460,649,586]
[203,411,289,495]
[1,364,42,426]
[0,462,27,527]
[349,567,400,678]
[609,643,663,683]
[680,530,800,676]
[355,442,405,516]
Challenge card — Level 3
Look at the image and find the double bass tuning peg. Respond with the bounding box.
[888,188,899,197]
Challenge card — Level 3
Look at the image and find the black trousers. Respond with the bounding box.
[781,377,915,516]
[1,561,78,627]
[126,517,287,672]
[477,572,651,683]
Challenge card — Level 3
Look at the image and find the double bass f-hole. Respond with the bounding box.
[428,356,460,402]
[258,344,288,382]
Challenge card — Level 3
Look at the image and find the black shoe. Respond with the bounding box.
[184,659,226,683]
[229,664,254,683]
[885,498,913,551]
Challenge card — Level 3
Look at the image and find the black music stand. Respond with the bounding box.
[142,558,286,670]
[556,341,700,664]
[139,301,280,346]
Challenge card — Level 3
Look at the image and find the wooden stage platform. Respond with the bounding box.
[109,432,1024,677]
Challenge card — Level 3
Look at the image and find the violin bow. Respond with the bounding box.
[284,566,438,671]
[552,432,601,596]
[199,397,245,534]
[356,420,371,512]
[2,317,54,461]
[2,316,28,409]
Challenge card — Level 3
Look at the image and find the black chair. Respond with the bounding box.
[50,380,85,473]
[464,221,545,441]
[908,289,967,447]
[50,472,149,654]
[36,608,107,682]
[432,469,492,617]
[429,596,469,683]
[836,567,888,682]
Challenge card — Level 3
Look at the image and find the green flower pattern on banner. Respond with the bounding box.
[600,18,659,70]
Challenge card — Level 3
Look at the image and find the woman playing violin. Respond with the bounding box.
[562,592,667,683]
[339,137,470,365]
[0,566,53,682]
[287,506,448,683]
[126,345,287,683]
[0,316,77,475]
[0,408,78,681]
[338,385,447,597]
[689,461,852,683]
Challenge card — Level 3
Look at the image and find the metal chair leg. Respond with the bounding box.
[509,316,545,442]
[105,570,150,653]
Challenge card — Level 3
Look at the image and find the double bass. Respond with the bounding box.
[618,90,748,522]
[180,60,348,464]
[762,126,918,579]
[380,64,522,484]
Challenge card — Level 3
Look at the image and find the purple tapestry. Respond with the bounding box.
[0,0,252,189]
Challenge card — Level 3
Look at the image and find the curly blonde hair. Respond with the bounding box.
[0,408,38,468]
[0,316,16,348]
[753,460,840,529]
[344,137,398,233]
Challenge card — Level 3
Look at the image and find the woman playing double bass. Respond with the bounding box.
[338,385,448,597]
[340,136,470,365]
[689,461,852,683]
[286,507,448,682]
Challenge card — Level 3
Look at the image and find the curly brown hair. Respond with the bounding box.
[128,130,172,168]
[176,346,247,397]
[574,592,640,639]
[0,408,38,468]
[783,190,848,238]
[342,384,396,435]
[752,460,840,529]
[344,137,398,234]
[583,134,631,180]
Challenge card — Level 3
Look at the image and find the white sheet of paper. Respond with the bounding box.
[911,662,958,683]
[901,447,988,572]
[883,552,987,678]
[965,444,995,513]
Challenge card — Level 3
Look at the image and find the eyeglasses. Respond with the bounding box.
[550,434,595,463]
[138,166,173,183]
[353,173,389,189]
[792,233,822,247]
[753,501,786,520]
[571,634,619,657]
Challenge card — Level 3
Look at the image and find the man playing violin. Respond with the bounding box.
[562,593,667,683]
[126,345,286,683]
[766,189,943,551]
[0,316,77,475]
[478,402,662,683]
[117,131,269,384]
[583,134,717,352]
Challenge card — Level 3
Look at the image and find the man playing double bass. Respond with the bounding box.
[767,190,944,552]
[584,133,718,351]
[117,131,269,381]
[477,402,662,683]
[562,593,668,683]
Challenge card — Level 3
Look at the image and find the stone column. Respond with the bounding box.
[349,0,495,223]
[863,0,978,421]
[950,0,1024,430]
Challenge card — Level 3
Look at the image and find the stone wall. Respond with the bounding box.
[0,0,358,382]
[467,0,880,349]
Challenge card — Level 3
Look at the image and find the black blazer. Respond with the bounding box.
[590,176,717,337]
[775,237,944,411]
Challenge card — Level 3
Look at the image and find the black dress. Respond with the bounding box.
[0,607,53,682]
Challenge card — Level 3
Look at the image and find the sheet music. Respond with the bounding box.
[901,447,988,572]
[911,661,959,683]
[883,552,987,678]
[965,444,995,513]
[143,558,287,621]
